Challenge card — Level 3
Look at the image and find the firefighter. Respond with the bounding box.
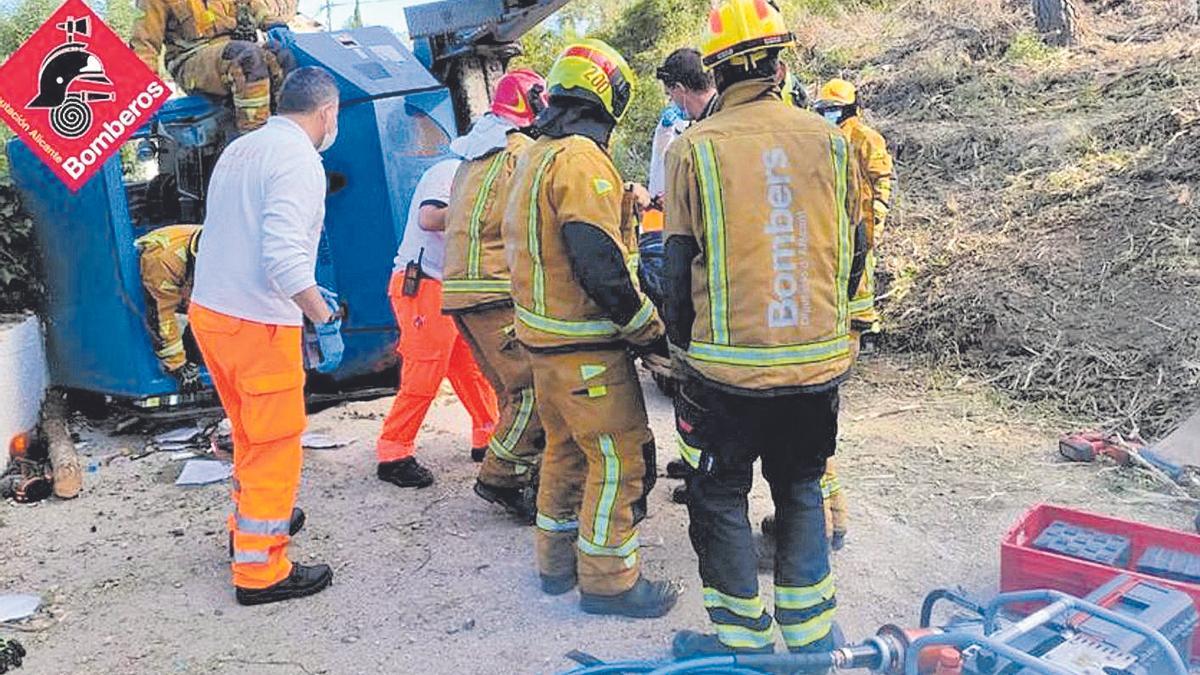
[189,67,343,606]
[505,39,678,618]
[441,69,549,522]
[131,0,296,131]
[663,0,867,656]
[814,78,894,354]
[136,224,204,392]
[375,156,501,490]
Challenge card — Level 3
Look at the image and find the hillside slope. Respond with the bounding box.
[800,0,1200,436]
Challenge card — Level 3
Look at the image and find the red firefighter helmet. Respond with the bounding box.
[491,69,548,128]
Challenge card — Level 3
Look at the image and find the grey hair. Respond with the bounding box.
[277,66,339,114]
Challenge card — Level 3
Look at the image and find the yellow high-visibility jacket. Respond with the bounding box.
[664,79,864,393]
[442,131,533,313]
[840,116,894,328]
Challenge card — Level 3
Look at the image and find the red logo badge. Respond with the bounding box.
[0,0,170,192]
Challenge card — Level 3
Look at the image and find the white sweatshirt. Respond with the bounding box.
[391,157,461,281]
[192,116,326,326]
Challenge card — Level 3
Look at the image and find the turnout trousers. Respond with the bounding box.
[189,303,306,589]
[531,348,657,596]
[377,273,498,462]
[453,305,544,489]
[172,38,288,131]
[675,377,840,652]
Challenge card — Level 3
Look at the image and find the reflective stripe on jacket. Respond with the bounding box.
[664,79,863,392]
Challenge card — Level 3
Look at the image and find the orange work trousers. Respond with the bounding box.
[189,303,307,590]
[377,273,499,462]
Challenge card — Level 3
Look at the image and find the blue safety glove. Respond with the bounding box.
[313,317,344,374]
[264,25,294,52]
[660,102,686,127]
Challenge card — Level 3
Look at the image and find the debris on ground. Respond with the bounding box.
[301,432,354,450]
[0,596,39,624]
[0,459,51,504]
[0,638,25,673]
[151,426,210,451]
[174,460,232,486]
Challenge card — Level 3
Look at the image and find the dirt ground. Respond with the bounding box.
[1,356,1195,674]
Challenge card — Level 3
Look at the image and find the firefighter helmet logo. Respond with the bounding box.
[26,17,115,139]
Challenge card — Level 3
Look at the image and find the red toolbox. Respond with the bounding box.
[1001,503,1200,661]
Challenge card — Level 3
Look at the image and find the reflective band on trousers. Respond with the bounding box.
[516,304,619,339]
[821,474,842,498]
[233,549,269,564]
[591,434,620,546]
[234,512,291,536]
[779,607,836,647]
[715,623,775,650]
[488,388,536,465]
[527,149,559,315]
[536,513,579,533]
[703,587,765,619]
[831,134,853,329]
[848,296,874,314]
[776,574,836,609]
[677,433,701,469]
[444,279,511,294]
[577,533,638,559]
[688,337,851,367]
[693,140,730,345]
[468,152,509,278]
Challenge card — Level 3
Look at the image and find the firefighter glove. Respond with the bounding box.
[173,361,204,393]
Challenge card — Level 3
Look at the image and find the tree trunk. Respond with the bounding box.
[42,390,82,499]
[1034,0,1079,46]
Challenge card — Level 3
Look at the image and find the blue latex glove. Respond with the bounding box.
[313,318,344,374]
[265,25,293,52]
[660,102,687,126]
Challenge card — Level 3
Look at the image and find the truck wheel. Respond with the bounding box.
[1034,0,1079,46]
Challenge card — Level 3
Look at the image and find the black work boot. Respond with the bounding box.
[235,562,333,606]
[665,458,691,479]
[670,483,689,505]
[579,577,679,618]
[473,480,536,525]
[471,447,487,463]
[672,630,774,658]
[377,457,434,488]
[540,573,578,596]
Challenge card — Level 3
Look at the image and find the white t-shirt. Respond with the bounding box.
[192,116,325,326]
[392,157,462,280]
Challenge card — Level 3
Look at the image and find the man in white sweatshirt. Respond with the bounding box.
[189,66,344,607]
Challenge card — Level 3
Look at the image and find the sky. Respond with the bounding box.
[297,0,424,33]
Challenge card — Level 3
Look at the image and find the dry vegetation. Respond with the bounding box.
[799,0,1200,437]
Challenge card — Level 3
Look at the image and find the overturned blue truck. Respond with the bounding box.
[6,0,571,418]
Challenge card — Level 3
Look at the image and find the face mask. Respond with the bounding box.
[822,110,842,126]
[317,105,338,152]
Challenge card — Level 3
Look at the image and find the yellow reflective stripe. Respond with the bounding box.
[831,134,852,330]
[820,474,842,497]
[467,152,508,279]
[443,279,511,294]
[688,337,851,367]
[577,532,638,558]
[848,296,874,314]
[233,94,270,107]
[158,342,186,357]
[619,296,655,335]
[515,304,619,339]
[703,587,766,620]
[626,252,640,280]
[591,434,620,546]
[676,433,701,469]
[489,388,535,464]
[714,624,775,650]
[528,150,558,315]
[775,575,836,609]
[779,607,836,648]
[694,140,730,345]
[536,513,579,532]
